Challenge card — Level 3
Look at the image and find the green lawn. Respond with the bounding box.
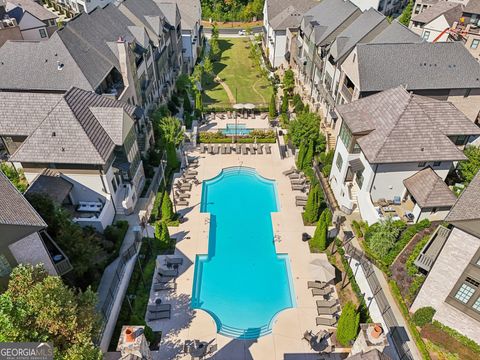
[203,38,272,109]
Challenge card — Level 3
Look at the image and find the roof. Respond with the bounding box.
[347,349,391,360]
[355,42,480,92]
[169,0,200,30]
[329,8,386,62]
[412,1,463,25]
[25,171,73,204]
[267,0,318,30]
[370,20,422,44]
[464,0,480,15]
[404,167,457,208]
[445,169,480,222]
[154,1,180,28]
[0,171,46,228]
[119,0,169,42]
[7,0,57,21]
[301,0,359,46]
[336,86,480,164]
[9,87,139,165]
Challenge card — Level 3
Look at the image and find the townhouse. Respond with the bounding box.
[0,170,72,285]
[263,0,318,68]
[412,171,480,344]
[329,86,480,224]
[0,87,146,230]
[5,0,58,40]
[349,0,408,16]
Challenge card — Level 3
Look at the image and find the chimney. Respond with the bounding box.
[116,37,138,104]
[116,325,153,360]
[350,323,389,356]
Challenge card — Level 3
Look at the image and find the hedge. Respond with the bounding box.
[432,320,480,354]
[412,307,436,327]
[199,137,276,144]
[336,301,360,346]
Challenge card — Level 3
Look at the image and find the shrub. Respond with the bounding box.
[412,307,436,327]
[303,185,321,224]
[336,301,360,346]
[296,141,307,170]
[303,141,314,170]
[150,191,164,222]
[281,95,288,114]
[161,192,174,222]
[269,94,277,119]
[183,95,192,114]
[311,218,327,252]
[367,218,403,258]
[321,164,332,177]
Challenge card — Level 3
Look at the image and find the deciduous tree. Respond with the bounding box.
[459,145,480,184]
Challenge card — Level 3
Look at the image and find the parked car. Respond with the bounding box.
[238,29,246,36]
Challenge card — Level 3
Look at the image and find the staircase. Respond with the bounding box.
[218,323,271,339]
[348,183,358,211]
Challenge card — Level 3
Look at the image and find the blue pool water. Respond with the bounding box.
[191,167,295,339]
[222,123,252,136]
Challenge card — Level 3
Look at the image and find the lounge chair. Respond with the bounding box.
[242,145,248,155]
[184,174,197,180]
[249,144,255,154]
[236,144,241,153]
[187,157,199,164]
[158,267,178,277]
[296,200,307,207]
[296,195,308,201]
[289,173,301,179]
[226,145,232,154]
[315,316,337,327]
[221,144,226,154]
[258,145,264,154]
[308,281,326,289]
[177,200,189,206]
[316,299,338,308]
[208,144,214,154]
[291,179,305,185]
[317,305,339,316]
[175,191,190,199]
[153,282,175,291]
[165,256,183,266]
[265,145,272,154]
[148,310,170,321]
[177,185,191,192]
[283,167,297,176]
[212,145,219,155]
[200,144,207,154]
[292,184,306,191]
[147,303,172,312]
[186,170,198,175]
[312,287,333,297]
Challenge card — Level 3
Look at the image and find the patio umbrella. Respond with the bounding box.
[233,103,245,110]
[244,103,255,110]
[308,257,335,283]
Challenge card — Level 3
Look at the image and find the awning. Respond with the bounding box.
[349,158,364,173]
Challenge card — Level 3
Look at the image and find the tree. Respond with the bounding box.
[175,73,190,95]
[0,163,27,193]
[211,23,219,39]
[281,95,288,114]
[336,301,360,346]
[303,141,314,170]
[296,141,307,170]
[195,91,203,114]
[210,38,221,61]
[367,217,402,258]
[159,116,184,146]
[204,57,214,76]
[0,264,102,359]
[269,94,277,119]
[459,145,480,184]
[282,69,295,96]
[155,221,171,246]
[311,212,327,252]
[398,0,413,26]
[288,112,322,148]
[304,185,321,224]
[161,192,174,222]
[183,94,192,114]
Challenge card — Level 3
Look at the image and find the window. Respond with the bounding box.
[111,178,117,193]
[336,153,343,171]
[0,254,12,277]
[414,4,421,14]
[471,39,480,50]
[339,123,353,150]
[473,297,480,312]
[39,29,47,38]
[355,170,364,189]
[433,161,441,167]
[454,278,479,303]
[422,31,430,40]
[418,162,426,167]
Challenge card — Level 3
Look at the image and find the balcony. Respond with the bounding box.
[39,230,73,276]
[341,83,354,103]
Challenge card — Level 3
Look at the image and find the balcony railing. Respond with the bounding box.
[341,84,354,103]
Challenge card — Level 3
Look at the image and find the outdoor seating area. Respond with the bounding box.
[302,329,334,353]
[173,158,201,207]
[183,339,218,359]
[199,111,272,131]
[200,143,272,155]
[283,166,311,197]
[373,196,416,223]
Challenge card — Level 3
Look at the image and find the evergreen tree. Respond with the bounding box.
[398,0,413,26]
[311,215,327,252]
[282,69,295,96]
[269,94,277,119]
[296,141,307,170]
[281,95,288,114]
[195,91,203,113]
[303,141,314,170]
[183,94,192,114]
[166,143,179,171]
[303,185,320,223]
[161,192,174,222]
[336,301,360,346]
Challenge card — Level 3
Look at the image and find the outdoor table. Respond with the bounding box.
[187,341,208,359]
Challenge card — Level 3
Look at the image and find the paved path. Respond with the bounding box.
[215,76,236,104]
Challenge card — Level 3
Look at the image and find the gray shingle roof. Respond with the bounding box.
[0,92,63,136]
[155,1,180,28]
[403,167,456,208]
[267,0,318,30]
[0,171,46,228]
[464,0,480,15]
[302,0,360,46]
[329,8,386,63]
[9,87,139,165]
[169,0,200,30]
[412,1,463,25]
[7,0,57,21]
[370,20,422,44]
[356,42,480,92]
[336,86,480,164]
[445,169,480,222]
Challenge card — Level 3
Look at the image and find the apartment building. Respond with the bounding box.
[350,0,408,16]
[329,86,480,223]
[0,87,146,230]
[0,170,72,285]
[412,170,480,344]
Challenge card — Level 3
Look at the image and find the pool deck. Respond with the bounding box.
[199,114,271,131]
[147,144,346,360]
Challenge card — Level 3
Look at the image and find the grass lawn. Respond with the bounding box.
[203,38,272,109]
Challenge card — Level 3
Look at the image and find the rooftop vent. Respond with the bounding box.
[57,61,64,71]
[52,131,56,137]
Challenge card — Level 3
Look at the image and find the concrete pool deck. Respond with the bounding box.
[147,144,346,360]
[199,114,271,132]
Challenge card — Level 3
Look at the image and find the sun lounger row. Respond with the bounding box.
[200,143,272,155]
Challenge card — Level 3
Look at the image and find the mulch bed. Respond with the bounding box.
[421,324,479,360]
[390,224,438,306]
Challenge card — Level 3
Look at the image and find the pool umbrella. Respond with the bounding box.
[308,257,335,283]
[244,103,255,110]
[233,103,245,109]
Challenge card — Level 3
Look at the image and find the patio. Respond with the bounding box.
[145,144,347,359]
[198,112,271,132]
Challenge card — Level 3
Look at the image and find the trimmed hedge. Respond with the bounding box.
[412,307,436,327]
[336,301,360,346]
[199,129,276,144]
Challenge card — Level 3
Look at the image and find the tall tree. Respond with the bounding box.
[269,94,277,119]
[0,265,102,359]
[459,145,480,184]
[398,0,413,26]
[296,141,307,170]
[304,185,320,224]
[161,192,174,222]
[336,301,360,346]
[281,95,288,114]
[159,116,184,146]
[282,69,295,97]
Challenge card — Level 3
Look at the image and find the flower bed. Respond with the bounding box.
[199,129,276,143]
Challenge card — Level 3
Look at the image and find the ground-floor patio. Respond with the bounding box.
[146,144,349,359]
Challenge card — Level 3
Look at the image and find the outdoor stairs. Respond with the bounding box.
[218,323,271,339]
[349,184,358,208]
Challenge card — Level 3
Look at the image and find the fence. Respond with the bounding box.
[342,239,415,360]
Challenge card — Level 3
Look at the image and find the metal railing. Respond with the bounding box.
[343,239,415,360]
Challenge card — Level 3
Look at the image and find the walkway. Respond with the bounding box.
[215,76,236,104]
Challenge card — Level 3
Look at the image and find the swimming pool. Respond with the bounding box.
[222,123,252,136]
[191,167,295,339]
